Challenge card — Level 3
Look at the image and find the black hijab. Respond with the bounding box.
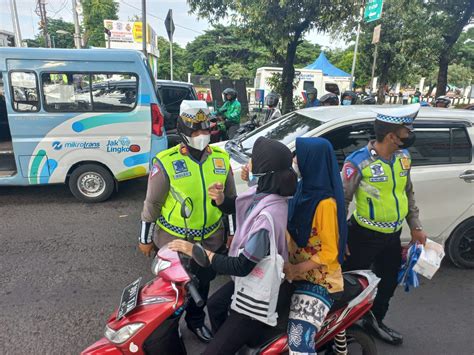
[251,137,297,197]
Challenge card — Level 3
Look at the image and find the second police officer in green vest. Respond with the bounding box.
[138,100,237,343]
[342,104,428,346]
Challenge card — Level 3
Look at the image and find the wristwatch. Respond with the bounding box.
[414,226,423,231]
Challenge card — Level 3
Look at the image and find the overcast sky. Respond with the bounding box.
[1,0,346,49]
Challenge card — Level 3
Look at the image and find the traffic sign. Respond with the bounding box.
[364,0,383,23]
[165,9,175,42]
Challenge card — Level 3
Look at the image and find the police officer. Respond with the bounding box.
[342,104,427,345]
[433,95,451,108]
[139,100,237,343]
[305,87,320,107]
[217,88,241,139]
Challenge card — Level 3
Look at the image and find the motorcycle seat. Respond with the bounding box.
[330,273,363,311]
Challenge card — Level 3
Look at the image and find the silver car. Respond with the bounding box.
[218,105,474,268]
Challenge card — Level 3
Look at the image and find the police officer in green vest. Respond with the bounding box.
[342,104,427,346]
[139,100,237,343]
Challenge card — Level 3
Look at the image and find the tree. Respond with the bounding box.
[24,18,75,48]
[425,0,474,97]
[157,36,188,81]
[188,0,357,113]
[294,41,321,68]
[82,0,119,47]
[184,25,271,77]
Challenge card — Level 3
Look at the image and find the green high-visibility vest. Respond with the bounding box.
[156,144,230,240]
[348,148,411,233]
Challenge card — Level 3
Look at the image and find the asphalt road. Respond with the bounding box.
[0,178,473,355]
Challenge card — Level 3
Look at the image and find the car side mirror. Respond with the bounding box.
[192,243,210,268]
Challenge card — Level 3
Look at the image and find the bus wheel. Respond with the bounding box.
[69,164,115,203]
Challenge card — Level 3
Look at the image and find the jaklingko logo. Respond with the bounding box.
[107,136,131,153]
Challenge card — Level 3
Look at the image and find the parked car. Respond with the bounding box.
[156,80,198,147]
[218,105,474,268]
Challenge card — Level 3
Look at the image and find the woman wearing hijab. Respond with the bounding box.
[284,137,347,355]
[169,136,297,354]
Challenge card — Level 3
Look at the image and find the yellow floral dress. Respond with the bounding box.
[287,197,343,293]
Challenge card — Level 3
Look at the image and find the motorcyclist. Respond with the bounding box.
[341,90,358,105]
[217,88,241,139]
[263,91,281,123]
[305,87,320,107]
[433,96,451,108]
[139,100,237,343]
[320,92,340,106]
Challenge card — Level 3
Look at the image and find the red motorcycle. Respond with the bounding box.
[83,199,380,354]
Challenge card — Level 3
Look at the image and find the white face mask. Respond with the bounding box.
[292,161,301,179]
[188,134,210,151]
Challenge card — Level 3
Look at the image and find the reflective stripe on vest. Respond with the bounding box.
[156,145,230,240]
[353,150,410,233]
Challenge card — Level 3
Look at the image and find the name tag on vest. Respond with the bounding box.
[369,176,388,182]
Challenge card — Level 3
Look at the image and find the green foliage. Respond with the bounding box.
[448,64,473,88]
[24,18,75,48]
[294,41,321,68]
[187,0,357,113]
[82,0,119,47]
[157,36,188,81]
[184,25,271,77]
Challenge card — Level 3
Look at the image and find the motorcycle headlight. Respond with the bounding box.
[104,323,144,344]
[151,257,171,276]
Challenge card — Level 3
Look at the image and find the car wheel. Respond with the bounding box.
[68,164,115,203]
[446,218,474,269]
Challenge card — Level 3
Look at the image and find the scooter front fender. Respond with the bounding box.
[81,338,123,355]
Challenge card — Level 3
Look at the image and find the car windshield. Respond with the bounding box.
[237,112,323,155]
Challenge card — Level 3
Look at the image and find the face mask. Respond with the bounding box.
[396,132,416,149]
[292,161,301,179]
[188,134,210,151]
[249,171,274,183]
[342,99,352,106]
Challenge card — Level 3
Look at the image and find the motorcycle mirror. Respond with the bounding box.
[180,197,193,219]
[192,243,210,268]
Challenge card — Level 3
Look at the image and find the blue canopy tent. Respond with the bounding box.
[305,52,350,77]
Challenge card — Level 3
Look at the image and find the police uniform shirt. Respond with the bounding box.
[141,144,237,252]
[342,140,422,230]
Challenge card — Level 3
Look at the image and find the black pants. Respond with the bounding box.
[184,260,217,328]
[203,281,294,355]
[343,217,402,321]
[224,121,240,140]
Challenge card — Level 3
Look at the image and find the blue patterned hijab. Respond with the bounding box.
[287,137,347,264]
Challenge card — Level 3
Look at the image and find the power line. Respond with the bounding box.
[120,0,205,35]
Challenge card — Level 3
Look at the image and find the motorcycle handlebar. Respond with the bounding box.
[186,281,204,307]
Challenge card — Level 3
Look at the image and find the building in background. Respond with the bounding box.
[103,20,159,79]
[0,30,16,47]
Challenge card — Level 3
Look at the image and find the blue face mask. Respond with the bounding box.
[342,99,352,106]
[249,171,274,183]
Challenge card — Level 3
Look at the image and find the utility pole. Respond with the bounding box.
[36,0,51,48]
[72,0,82,48]
[10,0,23,47]
[350,3,364,88]
[142,0,147,56]
[165,10,175,81]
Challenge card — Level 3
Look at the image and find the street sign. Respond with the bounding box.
[364,0,384,23]
[372,24,381,44]
[165,9,175,42]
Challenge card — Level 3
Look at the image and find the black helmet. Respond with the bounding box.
[265,92,280,108]
[306,87,318,97]
[222,88,237,101]
[434,96,451,108]
[320,93,339,106]
[341,90,357,105]
[177,100,211,137]
[362,95,376,105]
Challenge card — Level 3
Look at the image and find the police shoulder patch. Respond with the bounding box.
[343,163,356,180]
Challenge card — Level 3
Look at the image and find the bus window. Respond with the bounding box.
[10,71,39,112]
[325,83,340,95]
[42,73,92,112]
[91,74,137,112]
[303,81,315,91]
